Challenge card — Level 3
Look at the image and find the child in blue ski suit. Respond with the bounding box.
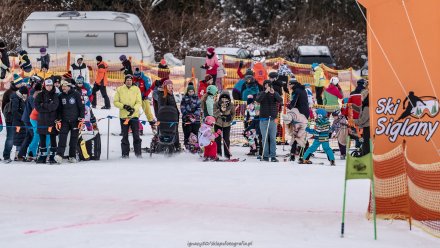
[301,108,335,165]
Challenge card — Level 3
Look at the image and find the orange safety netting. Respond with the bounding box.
[368,142,440,237]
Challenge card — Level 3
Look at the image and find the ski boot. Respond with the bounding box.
[36,148,47,164]
[48,148,58,164]
[330,160,336,166]
[68,157,78,163]
[54,155,63,164]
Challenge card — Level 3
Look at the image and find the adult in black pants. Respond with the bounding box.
[55,80,85,163]
[180,83,201,146]
[158,79,181,151]
[17,79,42,161]
[92,56,111,109]
[213,92,235,159]
[113,75,143,158]
[34,79,59,164]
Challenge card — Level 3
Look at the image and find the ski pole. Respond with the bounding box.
[261,117,271,161]
[107,117,110,160]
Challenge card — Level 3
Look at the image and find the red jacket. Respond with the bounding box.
[198,80,209,98]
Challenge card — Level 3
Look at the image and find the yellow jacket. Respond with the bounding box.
[36,70,54,80]
[313,67,326,87]
[114,85,142,118]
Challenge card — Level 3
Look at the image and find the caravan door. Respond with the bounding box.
[55,24,70,60]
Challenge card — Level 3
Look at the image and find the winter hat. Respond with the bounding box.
[311,63,319,70]
[163,79,173,87]
[40,47,47,54]
[119,55,127,61]
[75,75,84,84]
[52,75,62,84]
[263,79,272,87]
[244,75,254,82]
[245,68,254,76]
[357,78,367,86]
[13,74,23,86]
[133,67,141,77]
[30,75,42,85]
[160,59,167,65]
[62,71,72,79]
[60,80,72,87]
[207,47,215,55]
[207,85,218,95]
[186,84,195,93]
[304,83,311,88]
[19,50,27,56]
[96,55,103,62]
[124,75,133,82]
[204,74,213,81]
[288,77,298,85]
[330,76,340,85]
[205,116,215,126]
[316,109,327,119]
[268,71,278,79]
[0,41,6,49]
[247,94,254,105]
[44,79,53,86]
[19,86,28,95]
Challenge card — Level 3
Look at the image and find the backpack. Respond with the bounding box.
[3,101,13,123]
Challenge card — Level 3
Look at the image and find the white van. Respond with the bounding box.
[21,11,155,64]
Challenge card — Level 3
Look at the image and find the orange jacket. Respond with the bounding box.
[95,61,108,86]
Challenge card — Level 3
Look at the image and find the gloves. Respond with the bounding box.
[200,65,208,69]
[123,105,131,111]
[216,129,222,135]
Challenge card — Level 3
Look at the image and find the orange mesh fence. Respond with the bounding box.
[368,143,440,237]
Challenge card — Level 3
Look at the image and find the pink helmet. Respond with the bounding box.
[205,116,215,125]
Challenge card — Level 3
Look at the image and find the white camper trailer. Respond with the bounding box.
[21,11,155,65]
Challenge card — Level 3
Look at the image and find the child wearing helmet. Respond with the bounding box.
[300,108,336,165]
[323,76,343,112]
[198,116,222,161]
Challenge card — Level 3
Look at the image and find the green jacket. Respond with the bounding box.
[114,85,142,118]
[313,67,326,87]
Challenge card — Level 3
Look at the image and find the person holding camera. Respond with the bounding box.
[256,80,283,162]
[114,75,143,158]
[213,92,235,159]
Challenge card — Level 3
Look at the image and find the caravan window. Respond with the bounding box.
[28,33,48,48]
[114,33,128,47]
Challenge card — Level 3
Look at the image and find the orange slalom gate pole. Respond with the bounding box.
[66,51,71,71]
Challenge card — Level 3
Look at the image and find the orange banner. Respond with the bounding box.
[360,0,440,164]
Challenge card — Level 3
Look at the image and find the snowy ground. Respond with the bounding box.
[0,108,439,248]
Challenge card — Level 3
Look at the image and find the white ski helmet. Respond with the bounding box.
[330,76,340,85]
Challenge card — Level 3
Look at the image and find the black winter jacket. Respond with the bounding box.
[289,85,310,119]
[35,88,59,134]
[58,89,84,122]
[256,91,283,119]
